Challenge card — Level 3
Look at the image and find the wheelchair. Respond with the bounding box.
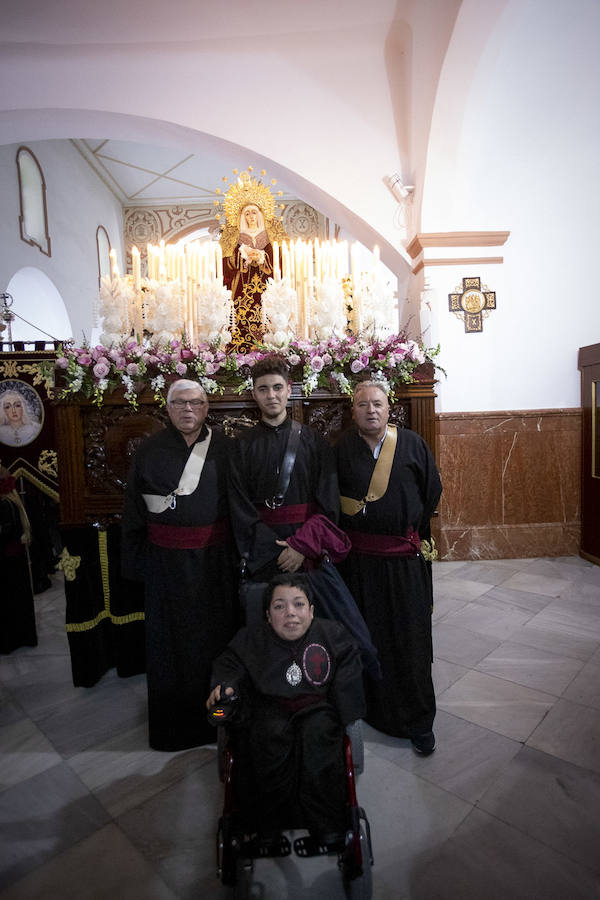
[214,706,373,899]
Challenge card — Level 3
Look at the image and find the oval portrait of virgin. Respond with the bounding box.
[0,380,44,448]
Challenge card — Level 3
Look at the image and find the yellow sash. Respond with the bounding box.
[340,425,397,517]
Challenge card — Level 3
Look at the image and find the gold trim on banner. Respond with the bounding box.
[8,463,59,502]
[65,530,145,632]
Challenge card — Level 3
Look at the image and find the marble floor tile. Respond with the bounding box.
[431,576,496,604]
[0,762,110,890]
[475,641,584,695]
[431,593,470,623]
[68,725,216,817]
[527,598,600,642]
[499,571,573,598]
[438,599,533,641]
[477,745,600,875]
[364,713,521,805]
[32,678,148,757]
[0,718,62,792]
[431,658,470,695]
[440,560,522,585]
[527,698,600,774]
[431,561,470,579]
[407,807,600,900]
[474,583,554,615]
[436,670,555,741]
[0,686,22,729]
[0,823,178,900]
[507,620,599,663]
[432,622,501,668]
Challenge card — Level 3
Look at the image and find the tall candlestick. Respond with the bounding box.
[109,248,119,279]
[131,246,141,292]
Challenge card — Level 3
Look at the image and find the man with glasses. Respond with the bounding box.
[122,379,238,751]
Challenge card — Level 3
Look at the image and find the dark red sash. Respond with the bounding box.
[147,519,230,549]
[257,503,317,526]
[349,528,421,557]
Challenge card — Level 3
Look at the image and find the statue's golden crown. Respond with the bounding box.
[216,168,288,256]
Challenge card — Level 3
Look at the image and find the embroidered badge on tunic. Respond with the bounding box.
[286,662,302,686]
[303,643,331,686]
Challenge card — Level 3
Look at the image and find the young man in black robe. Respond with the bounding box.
[207,573,365,846]
[228,357,340,581]
[336,381,442,754]
[121,379,238,751]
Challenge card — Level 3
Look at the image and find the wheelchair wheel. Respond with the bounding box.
[346,719,364,776]
[232,857,254,899]
[341,822,373,900]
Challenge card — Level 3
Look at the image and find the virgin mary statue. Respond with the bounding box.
[219,171,288,352]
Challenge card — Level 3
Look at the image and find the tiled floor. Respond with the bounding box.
[1,557,600,899]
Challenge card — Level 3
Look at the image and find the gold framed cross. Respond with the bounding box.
[448,277,496,332]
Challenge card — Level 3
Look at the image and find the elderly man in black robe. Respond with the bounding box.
[122,379,238,751]
[336,381,442,755]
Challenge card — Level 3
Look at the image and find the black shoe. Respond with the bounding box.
[410,731,436,755]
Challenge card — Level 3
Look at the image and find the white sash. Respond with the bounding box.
[142,427,212,514]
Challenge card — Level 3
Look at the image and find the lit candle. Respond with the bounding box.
[215,241,223,282]
[109,248,119,279]
[272,241,280,280]
[131,246,141,292]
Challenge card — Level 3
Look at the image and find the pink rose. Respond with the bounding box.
[181,349,194,360]
[288,353,301,367]
[126,339,139,352]
[322,353,332,366]
[56,357,69,369]
[350,359,365,374]
[93,362,110,379]
[310,356,324,373]
[205,362,217,375]
[114,357,127,370]
[77,354,92,366]
[126,363,139,376]
[175,362,187,375]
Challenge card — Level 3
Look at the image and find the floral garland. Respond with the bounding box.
[48,332,441,410]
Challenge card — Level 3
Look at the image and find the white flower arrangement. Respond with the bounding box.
[261,278,297,345]
[194,281,235,345]
[98,275,137,346]
[354,273,397,338]
[312,278,346,340]
[143,279,187,343]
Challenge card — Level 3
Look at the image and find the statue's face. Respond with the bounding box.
[243,206,259,229]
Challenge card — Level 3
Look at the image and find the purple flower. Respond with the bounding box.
[126,363,140,376]
[350,359,365,374]
[322,353,332,366]
[175,362,187,375]
[93,362,110,379]
[288,353,301,367]
[56,357,69,369]
[310,356,324,373]
[114,357,127,370]
[205,361,218,375]
[77,354,92,366]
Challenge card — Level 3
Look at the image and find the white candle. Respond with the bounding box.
[272,241,280,280]
[216,242,223,282]
[109,248,119,279]
[131,246,141,292]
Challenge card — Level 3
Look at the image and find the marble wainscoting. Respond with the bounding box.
[436,409,581,560]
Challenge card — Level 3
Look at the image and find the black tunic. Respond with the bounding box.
[228,417,340,579]
[336,426,442,738]
[121,423,238,750]
[212,617,365,835]
[0,498,37,654]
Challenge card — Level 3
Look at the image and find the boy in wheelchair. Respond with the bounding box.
[206,572,366,856]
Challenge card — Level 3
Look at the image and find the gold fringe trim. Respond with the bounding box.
[65,530,145,632]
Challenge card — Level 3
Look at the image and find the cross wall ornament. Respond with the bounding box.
[448,277,496,333]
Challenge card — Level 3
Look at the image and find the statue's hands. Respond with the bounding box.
[276,540,305,573]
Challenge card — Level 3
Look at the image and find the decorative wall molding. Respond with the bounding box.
[406,231,510,259]
[412,256,504,275]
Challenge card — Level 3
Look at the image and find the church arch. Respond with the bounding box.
[16,146,51,257]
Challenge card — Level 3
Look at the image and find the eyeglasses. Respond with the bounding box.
[169,399,206,408]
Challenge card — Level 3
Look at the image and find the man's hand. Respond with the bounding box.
[206,684,234,709]
[275,540,305,573]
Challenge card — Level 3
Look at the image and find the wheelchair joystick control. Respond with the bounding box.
[208,689,239,726]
